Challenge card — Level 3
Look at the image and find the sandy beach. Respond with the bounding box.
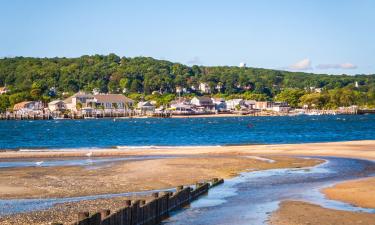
[269,200,375,225]
[0,140,374,224]
[1,140,375,160]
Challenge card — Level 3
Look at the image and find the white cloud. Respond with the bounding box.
[186,56,203,65]
[289,58,312,70]
[316,63,357,70]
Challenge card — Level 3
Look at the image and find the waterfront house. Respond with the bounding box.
[64,92,94,112]
[255,101,272,110]
[225,99,244,111]
[0,87,9,95]
[137,101,155,114]
[13,101,43,114]
[48,100,66,112]
[271,102,290,113]
[243,100,256,109]
[64,92,133,113]
[211,98,227,111]
[170,101,194,114]
[190,96,215,112]
[93,94,134,112]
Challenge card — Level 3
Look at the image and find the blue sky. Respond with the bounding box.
[0,0,374,75]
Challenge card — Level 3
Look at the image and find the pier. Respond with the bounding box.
[56,178,224,225]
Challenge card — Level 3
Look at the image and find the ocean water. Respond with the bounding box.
[0,115,374,150]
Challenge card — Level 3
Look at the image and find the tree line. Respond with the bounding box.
[0,54,374,112]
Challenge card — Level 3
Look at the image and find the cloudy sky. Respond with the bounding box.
[0,0,374,75]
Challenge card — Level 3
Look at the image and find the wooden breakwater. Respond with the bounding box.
[57,178,223,225]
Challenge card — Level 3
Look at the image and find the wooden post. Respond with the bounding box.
[100,209,110,220]
[77,212,89,221]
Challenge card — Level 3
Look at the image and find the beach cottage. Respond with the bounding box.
[93,94,134,112]
[190,96,215,112]
[48,100,66,112]
[225,99,244,111]
[64,92,95,112]
[137,101,155,114]
[211,98,227,111]
[271,102,290,113]
[13,101,43,114]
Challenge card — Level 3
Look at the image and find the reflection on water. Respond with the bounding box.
[163,157,375,225]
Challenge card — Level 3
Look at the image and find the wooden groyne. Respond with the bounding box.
[54,178,223,225]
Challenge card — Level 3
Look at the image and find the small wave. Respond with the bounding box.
[18,147,106,152]
[115,145,222,150]
[16,145,223,152]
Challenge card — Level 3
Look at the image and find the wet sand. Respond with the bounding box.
[1,140,375,224]
[0,156,320,199]
[0,195,150,225]
[269,201,375,225]
[1,140,374,160]
[323,177,375,209]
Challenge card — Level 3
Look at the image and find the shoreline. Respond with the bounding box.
[1,140,374,224]
[1,140,374,160]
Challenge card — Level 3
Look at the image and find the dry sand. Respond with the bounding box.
[323,177,375,209]
[269,201,375,225]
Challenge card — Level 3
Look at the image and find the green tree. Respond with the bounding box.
[275,89,305,107]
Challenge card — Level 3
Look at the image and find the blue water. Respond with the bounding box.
[0,115,374,150]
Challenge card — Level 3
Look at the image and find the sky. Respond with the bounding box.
[0,0,374,75]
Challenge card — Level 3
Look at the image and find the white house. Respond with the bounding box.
[48,100,66,112]
[191,96,215,111]
[199,83,211,94]
[93,94,134,111]
[64,92,94,112]
[225,99,244,111]
[271,102,290,113]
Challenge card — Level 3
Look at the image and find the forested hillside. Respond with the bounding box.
[0,54,374,111]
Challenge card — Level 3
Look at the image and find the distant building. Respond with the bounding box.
[48,100,66,112]
[255,101,272,110]
[243,100,256,109]
[191,96,215,112]
[93,94,134,111]
[64,92,133,112]
[64,92,94,112]
[137,101,155,113]
[271,102,290,113]
[198,83,211,94]
[0,87,9,95]
[170,101,193,114]
[13,101,43,114]
[211,98,226,111]
[239,62,246,68]
[225,99,244,111]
